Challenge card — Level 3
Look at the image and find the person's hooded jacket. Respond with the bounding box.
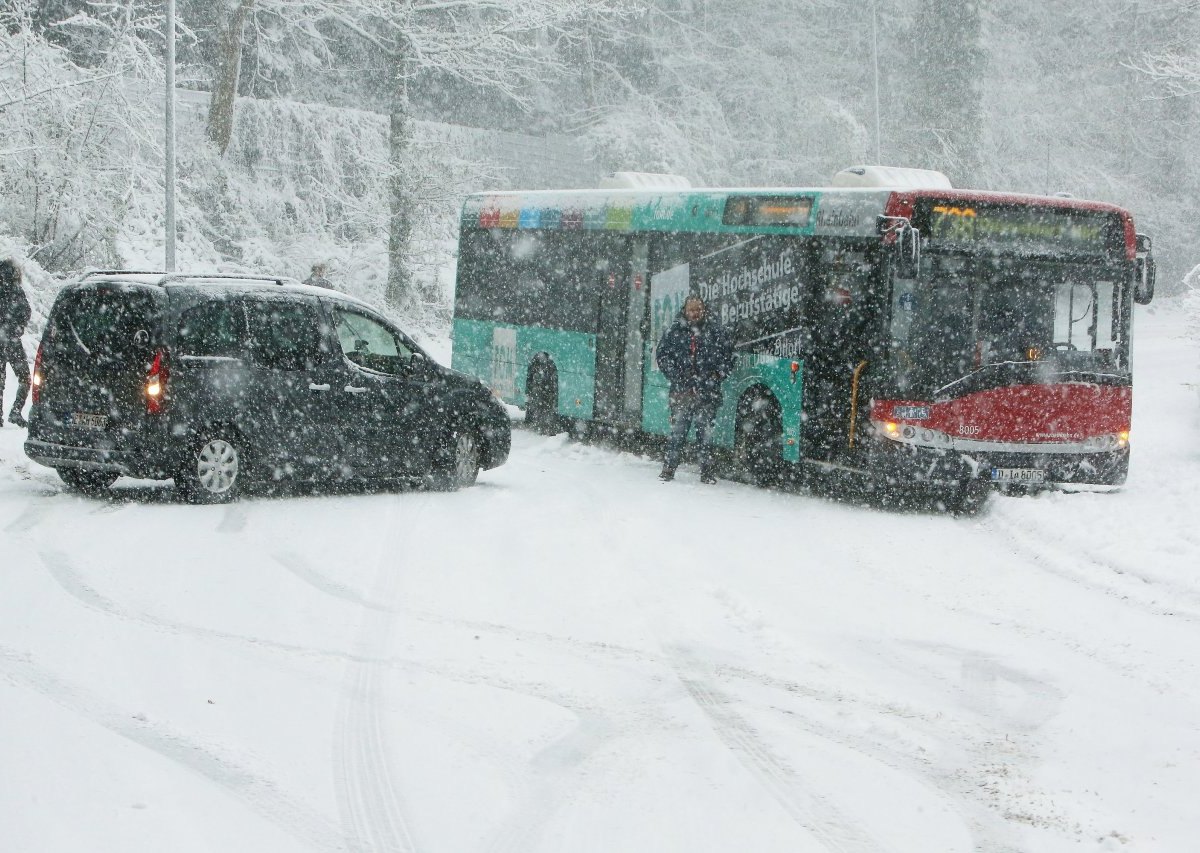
[655,309,735,404]
[0,262,30,339]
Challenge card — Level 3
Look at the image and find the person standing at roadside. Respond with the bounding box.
[0,258,32,427]
[303,262,333,289]
[655,294,734,483]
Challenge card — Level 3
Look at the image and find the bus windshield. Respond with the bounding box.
[890,260,1125,397]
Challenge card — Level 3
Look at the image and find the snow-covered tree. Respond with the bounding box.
[0,0,163,269]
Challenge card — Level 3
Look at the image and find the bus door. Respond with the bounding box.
[593,238,633,423]
[622,239,651,420]
[803,246,876,461]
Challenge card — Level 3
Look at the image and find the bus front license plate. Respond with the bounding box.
[991,467,1046,484]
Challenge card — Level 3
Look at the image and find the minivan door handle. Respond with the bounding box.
[309,383,331,392]
[344,385,368,394]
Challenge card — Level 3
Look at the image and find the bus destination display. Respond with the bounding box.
[924,202,1115,256]
[723,196,814,228]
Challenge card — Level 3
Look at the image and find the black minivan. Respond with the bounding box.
[24,271,510,501]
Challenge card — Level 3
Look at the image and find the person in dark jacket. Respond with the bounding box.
[303,262,333,289]
[655,295,735,483]
[0,258,32,427]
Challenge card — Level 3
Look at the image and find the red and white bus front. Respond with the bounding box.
[865,194,1150,492]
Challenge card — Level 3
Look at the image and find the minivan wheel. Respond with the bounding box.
[178,432,244,503]
[57,467,118,495]
[429,426,480,491]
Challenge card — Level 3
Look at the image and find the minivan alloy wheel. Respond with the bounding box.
[453,431,479,484]
[197,438,240,495]
[429,425,480,490]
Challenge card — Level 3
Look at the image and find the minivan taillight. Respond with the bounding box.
[145,349,168,414]
[31,343,44,403]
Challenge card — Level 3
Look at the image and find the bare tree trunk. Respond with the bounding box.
[207,0,254,156]
[386,36,414,310]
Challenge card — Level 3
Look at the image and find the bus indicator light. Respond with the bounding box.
[1119,430,1129,447]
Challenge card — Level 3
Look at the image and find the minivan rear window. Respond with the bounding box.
[48,287,160,367]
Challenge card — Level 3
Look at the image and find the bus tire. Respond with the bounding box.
[944,480,990,516]
[526,360,562,435]
[735,392,783,486]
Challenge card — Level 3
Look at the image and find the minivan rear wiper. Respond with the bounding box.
[66,319,93,356]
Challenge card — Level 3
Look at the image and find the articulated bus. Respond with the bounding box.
[451,166,1156,509]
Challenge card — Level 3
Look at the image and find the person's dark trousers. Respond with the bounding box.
[663,390,720,475]
[1,335,31,422]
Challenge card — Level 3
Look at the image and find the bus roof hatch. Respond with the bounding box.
[831,165,953,190]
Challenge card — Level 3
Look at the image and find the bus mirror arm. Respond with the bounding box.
[1134,233,1155,305]
[878,216,920,278]
[1133,256,1155,304]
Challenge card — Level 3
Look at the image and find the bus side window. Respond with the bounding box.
[456,229,511,323]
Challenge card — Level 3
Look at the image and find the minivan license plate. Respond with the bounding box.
[72,412,108,430]
[991,467,1046,484]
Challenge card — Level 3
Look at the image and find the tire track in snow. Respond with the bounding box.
[4,493,58,533]
[986,511,1200,620]
[39,548,384,668]
[332,493,422,853]
[698,624,1031,852]
[275,550,393,613]
[482,689,618,853]
[668,649,890,853]
[274,548,662,668]
[564,462,892,853]
[0,646,345,851]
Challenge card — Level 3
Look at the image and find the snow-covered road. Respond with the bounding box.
[1,303,1198,853]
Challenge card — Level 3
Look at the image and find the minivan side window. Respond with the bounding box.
[177,300,246,358]
[246,299,328,371]
[332,308,414,376]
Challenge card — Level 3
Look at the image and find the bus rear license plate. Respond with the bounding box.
[991,467,1046,483]
[72,412,108,430]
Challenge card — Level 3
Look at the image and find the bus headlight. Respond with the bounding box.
[875,420,951,448]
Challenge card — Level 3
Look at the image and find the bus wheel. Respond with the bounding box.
[945,480,990,516]
[526,361,562,435]
[735,393,783,486]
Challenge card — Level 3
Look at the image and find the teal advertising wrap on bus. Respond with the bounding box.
[452,319,597,418]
